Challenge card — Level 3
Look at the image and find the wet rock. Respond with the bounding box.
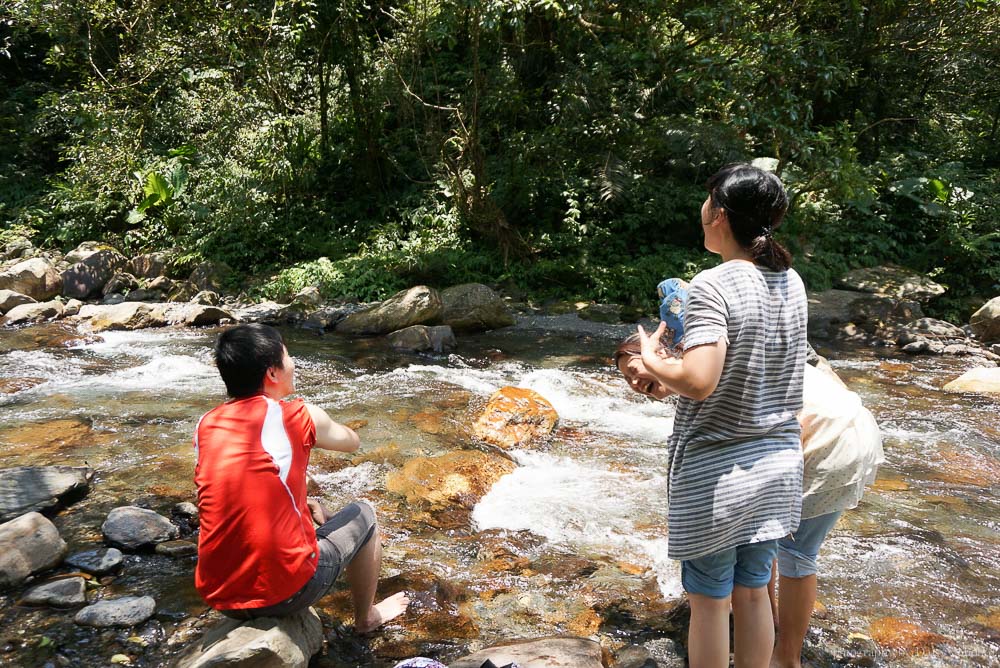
[440,283,514,332]
[970,296,1000,343]
[0,299,64,325]
[103,273,139,297]
[837,264,946,302]
[578,303,621,324]
[302,304,354,330]
[173,607,322,668]
[190,290,220,306]
[0,289,34,314]
[450,637,603,668]
[472,386,559,449]
[896,317,966,344]
[942,367,1000,395]
[613,644,656,668]
[232,301,289,325]
[336,286,442,336]
[189,261,232,292]
[102,506,179,550]
[0,512,67,588]
[0,377,45,394]
[21,576,87,607]
[128,252,169,280]
[62,248,127,299]
[154,540,197,557]
[173,502,199,520]
[901,340,944,355]
[0,465,94,521]
[63,298,82,317]
[80,302,168,332]
[0,257,62,300]
[66,548,124,575]
[868,616,946,653]
[388,325,457,353]
[386,450,516,511]
[74,595,156,628]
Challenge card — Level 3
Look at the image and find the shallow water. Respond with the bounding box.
[0,323,998,667]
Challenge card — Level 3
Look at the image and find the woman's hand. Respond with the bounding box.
[306,498,332,526]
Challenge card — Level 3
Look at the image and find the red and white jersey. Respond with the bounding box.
[193,395,317,609]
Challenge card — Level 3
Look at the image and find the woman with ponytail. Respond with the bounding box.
[635,164,808,668]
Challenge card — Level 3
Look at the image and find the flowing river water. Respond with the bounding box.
[0,322,998,667]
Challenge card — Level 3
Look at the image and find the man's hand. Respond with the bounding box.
[306,498,332,526]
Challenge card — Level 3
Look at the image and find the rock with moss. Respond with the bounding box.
[189,261,232,292]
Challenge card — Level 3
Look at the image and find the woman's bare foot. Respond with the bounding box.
[355,591,410,633]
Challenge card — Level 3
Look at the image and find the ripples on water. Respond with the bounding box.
[0,325,998,666]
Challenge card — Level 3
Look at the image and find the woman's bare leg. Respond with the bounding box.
[731,584,775,668]
[688,593,731,668]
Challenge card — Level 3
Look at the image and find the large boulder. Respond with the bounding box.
[837,264,945,302]
[970,297,1000,343]
[61,248,127,299]
[2,237,33,261]
[64,241,114,265]
[0,289,35,314]
[440,283,514,332]
[473,386,559,449]
[189,261,232,292]
[128,252,169,279]
[0,258,62,300]
[0,299,64,326]
[943,367,1000,395]
[103,272,139,297]
[336,286,442,336]
[0,512,67,588]
[450,637,604,668]
[79,302,168,332]
[0,465,95,522]
[895,317,967,346]
[848,294,922,335]
[21,576,87,607]
[386,450,516,511]
[387,324,457,353]
[102,506,179,550]
[74,595,156,628]
[173,607,323,668]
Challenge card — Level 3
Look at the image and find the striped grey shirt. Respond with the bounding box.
[667,261,807,561]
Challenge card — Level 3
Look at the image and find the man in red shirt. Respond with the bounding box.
[194,323,408,631]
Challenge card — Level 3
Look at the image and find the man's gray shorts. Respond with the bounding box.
[221,501,376,619]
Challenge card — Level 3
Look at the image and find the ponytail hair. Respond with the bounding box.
[706,164,792,271]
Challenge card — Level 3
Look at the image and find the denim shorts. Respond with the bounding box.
[221,501,377,619]
[681,540,778,598]
[777,510,841,579]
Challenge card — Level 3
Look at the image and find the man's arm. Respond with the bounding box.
[305,403,361,453]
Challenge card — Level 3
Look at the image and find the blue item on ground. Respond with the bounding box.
[657,278,690,347]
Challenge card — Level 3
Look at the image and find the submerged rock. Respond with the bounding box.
[440,283,514,332]
[102,506,179,550]
[449,636,603,668]
[0,289,34,314]
[21,576,87,607]
[943,367,1000,395]
[66,547,124,575]
[173,607,323,668]
[74,595,156,628]
[0,512,67,588]
[0,465,95,522]
[837,264,946,302]
[472,386,559,449]
[971,296,1000,343]
[386,450,516,511]
[0,300,64,326]
[868,616,946,654]
[336,286,442,335]
[0,258,62,300]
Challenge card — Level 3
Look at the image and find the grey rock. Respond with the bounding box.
[173,502,199,519]
[302,305,353,330]
[0,299,64,326]
[450,637,604,668]
[173,607,323,668]
[2,238,33,261]
[189,261,232,292]
[440,283,515,332]
[128,252,169,279]
[74,595,156,628]
[66,547,124,575]
[64,241,114,265]
[148,275,174,292]
[0,512,67,588]
[902,340,944,355]
[292,286,323,307]
[898,317,966,341]
[336,285,442,336]
[21,577,87,607]
[103,272,139,297]
[167,280,198,302]
[191,290,220,306]
[232,301,290,325]
[183,305,233,327]
[62,298,83,317]
[102,506,179,550]
[848,295,923,334]
[970,296,1000,343]
[0,258,62,300]
[837,264,946,302]
[62,248,127,299]
[806,289,866,338]
[123,288,161,302]
[0,465,94,522]
[103,293,128,305]
[0,289,35,314]
[155,540,197,557]
[578,303,622,324]
[79,302,169,332]
[387,324,456,353]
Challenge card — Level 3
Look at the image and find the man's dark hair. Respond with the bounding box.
[214,324,286,398]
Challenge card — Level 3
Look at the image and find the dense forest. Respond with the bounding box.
[1,0,998,319]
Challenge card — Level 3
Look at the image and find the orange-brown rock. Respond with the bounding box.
[344,419,368,431]
[409,410,446,435]
[871,476,910,492]
[0,378,45,394]
[386,450,516,510]
[566,607,602,636]
[472,386,558,449]
[868,617,947,653]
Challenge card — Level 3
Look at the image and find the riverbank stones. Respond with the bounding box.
[449,636,603,668]
[0,258,62,300]
[74,595,156,628]
[22,577,87,607]
[102,506,179,550]
[173,607,322,668]
[66,547,123,575]
[0,512,67,588]
[0,465,95,522]
[0,289,34,314]
[0,299,64,326]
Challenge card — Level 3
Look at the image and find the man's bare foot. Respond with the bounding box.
[355,591,410,633]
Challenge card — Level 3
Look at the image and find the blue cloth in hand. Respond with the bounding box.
[657,278,690,347]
